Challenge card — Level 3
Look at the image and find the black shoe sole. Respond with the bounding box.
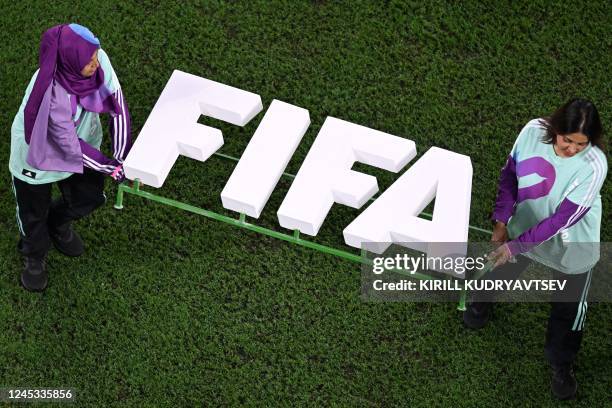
[20,272,48,292]
[551,384,577,400]
[551,368,578,400]
[552,391,577,401]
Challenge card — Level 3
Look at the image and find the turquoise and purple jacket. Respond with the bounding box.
[492,119,607,273]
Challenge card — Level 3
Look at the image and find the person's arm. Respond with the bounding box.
[79,139,124,181]
[490,195,595,268]
[46,84,122,179]
[77,48,129,181]
[490,154,517,245]
[97,48,132,165]
[108,87,131,163]
[505,198,589,255]
[491,154,518,226]
[490,121,544,247]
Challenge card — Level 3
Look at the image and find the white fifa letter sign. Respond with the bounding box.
[122,70,473,265]
[123,70,263,187]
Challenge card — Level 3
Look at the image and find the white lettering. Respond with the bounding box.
[124,70,262,187]
[343,147,472,264]
[221,100,310,217]
[277,117,415,235]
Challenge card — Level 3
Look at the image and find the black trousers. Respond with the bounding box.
[472,255,592,366]
[11,169,106,259]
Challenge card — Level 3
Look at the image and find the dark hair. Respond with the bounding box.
[539,98,605,152]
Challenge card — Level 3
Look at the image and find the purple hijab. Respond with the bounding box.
[24,24,121,172]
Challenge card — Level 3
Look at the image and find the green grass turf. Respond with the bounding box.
[1,0,610,406]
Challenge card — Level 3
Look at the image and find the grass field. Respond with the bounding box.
[0,1,610,406]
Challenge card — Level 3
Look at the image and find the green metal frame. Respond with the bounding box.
[115,153,493,311]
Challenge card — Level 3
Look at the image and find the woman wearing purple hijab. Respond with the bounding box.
[9,24,131,292]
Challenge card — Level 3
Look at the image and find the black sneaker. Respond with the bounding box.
[21,257,48,292]
[551,363,577,400]
[463,302,493,329]
[50,224,84,257]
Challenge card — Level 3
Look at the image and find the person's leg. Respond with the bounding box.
[546,269,590,365]
[546,269,591,400]
[47,169,106,256]
[48,168,106,229]
[463,255,532,329]
[11,176,52,291]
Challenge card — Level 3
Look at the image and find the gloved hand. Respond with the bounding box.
[110,164,126,183]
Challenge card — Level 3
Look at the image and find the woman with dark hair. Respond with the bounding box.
[9,24,131,292]
[463,98,607,400]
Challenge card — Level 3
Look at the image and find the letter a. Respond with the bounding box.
[344,147,472,259]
